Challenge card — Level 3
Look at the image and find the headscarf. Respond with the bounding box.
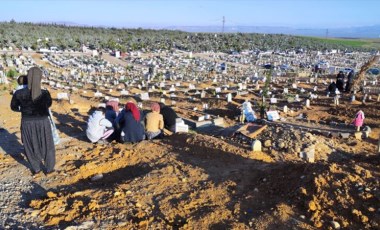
[27,67,43,101]
[151,102,160,112]
[106,100,119,112]
[125,102,140,121]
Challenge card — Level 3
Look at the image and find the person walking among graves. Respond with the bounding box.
[336,71,345,92]
[10,67,55,175]
[345,70,355,93]
[353,110,365,132]
[117,102,145,143]
[327,81,337,96]
[145,102,164,140]
[159,102,179,132]
[86,106,114,144]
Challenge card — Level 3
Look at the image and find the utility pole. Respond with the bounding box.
[222,16,225,33]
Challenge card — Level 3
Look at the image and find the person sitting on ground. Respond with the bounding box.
[86,106,114,144]
[327,81,337,96]
[105,99,119,124]
[145,102,164,140]
[15,75,28,91]
[336,71,345,92]
[117,102,145,143]
[158,102,178,132]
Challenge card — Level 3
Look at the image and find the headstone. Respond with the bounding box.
[334,96,339,105]
[266,111,280,121]
[283,105,288,113]
[306,99,310,108]
[283,88,288,94]
[251,140,262,152]
[140,92,150,100]
[57,92,69,100]
[270,98,277,104]
[200,91,206,98]
[94,92,103,97]
[160,98,165,103]
[227,93,232,102]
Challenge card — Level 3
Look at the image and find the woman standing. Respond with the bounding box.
[10,67,55,175]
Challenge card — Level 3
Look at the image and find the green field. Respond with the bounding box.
[304,37,380,50]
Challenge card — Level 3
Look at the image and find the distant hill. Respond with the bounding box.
[165,25,380,38]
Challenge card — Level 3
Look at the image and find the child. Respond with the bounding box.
[15,75,28,91]
[353,110,365,132]
[86,106,114,144]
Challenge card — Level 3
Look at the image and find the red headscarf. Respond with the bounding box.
[125,102,140,121]
[151,102,160,112]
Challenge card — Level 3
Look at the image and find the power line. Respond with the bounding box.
[222,16,225,33]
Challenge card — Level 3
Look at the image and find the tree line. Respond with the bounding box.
[0,21,374,53]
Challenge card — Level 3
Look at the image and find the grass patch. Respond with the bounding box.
[298,36,380,49]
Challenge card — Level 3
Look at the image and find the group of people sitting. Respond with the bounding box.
[86,97,179,144]
[327,70,355,95]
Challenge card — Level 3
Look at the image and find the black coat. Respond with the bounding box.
[11,88,52,120]
[160,106,178,129]
[118,110,145,143]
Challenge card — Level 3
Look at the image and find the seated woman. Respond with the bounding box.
[158,102,178,132]
[105,99,119,124]
[145,102,164,140]
[86,107,114,144]
[117,102,145,143]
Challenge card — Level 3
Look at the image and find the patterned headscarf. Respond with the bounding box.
[151,102,160,112]
[106,100,119,112]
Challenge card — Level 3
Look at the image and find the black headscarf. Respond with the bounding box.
[27,67,42,101]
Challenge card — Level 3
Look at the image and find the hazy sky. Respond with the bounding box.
[1,0,379,28]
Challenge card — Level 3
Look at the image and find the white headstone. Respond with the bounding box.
[251,140,262,152]
[266,111,280,121]
[227,93,232,102]
[283,105,288,113]
[140,92,150,100]
[57,92,69,100]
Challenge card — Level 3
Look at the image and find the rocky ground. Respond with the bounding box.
[0,60,379,229]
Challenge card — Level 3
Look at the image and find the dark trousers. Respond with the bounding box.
[21,117,55,173]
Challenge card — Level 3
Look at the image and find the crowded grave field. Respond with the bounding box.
[0,26,379,229]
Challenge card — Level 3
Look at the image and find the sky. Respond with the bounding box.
[1,0,380,29]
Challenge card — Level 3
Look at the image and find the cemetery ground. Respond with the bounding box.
[0,53,379,229]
